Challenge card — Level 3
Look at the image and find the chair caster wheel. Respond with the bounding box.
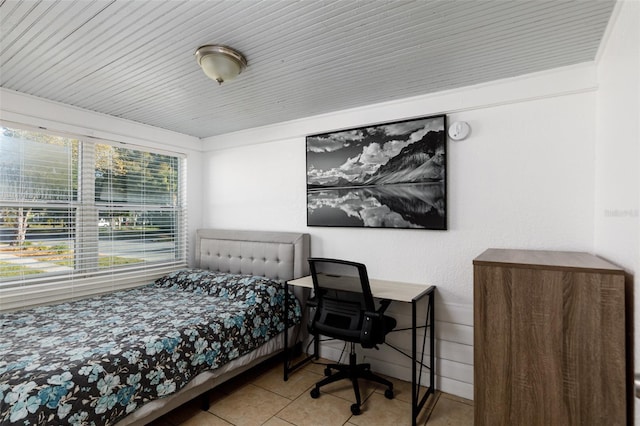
[350,404,361,415]
[324,367,332,376]
[310,388,320,399]
[384,389,394,399]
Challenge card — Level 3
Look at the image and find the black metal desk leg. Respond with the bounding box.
[429,290,435,395]
[412,298,418,426]
[410,287,436,426]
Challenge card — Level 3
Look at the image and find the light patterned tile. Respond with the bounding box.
[253,364,322,399]
[177,410,233,426]
[164,400,207,425]
[205,389,229,405]
[284,355,382,402]
[277,390,353,426]
[151,358,468,426]
[216,371,258,395]
[262,416,296,425]
[425,394,473,426]
[288,351,317,364]
[348,391,435,426]
[208,384,290,426]
[420,390,441,425]
[157,398,231,426]
[216,359,280,395]
[439,391,473,406]
[301,358,334,376]
[372,373,430,405]
[313,373,377,404]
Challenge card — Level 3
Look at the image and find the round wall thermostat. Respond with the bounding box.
[448,121,470,141]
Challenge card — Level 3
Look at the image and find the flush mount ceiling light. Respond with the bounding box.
[195,45,247,85]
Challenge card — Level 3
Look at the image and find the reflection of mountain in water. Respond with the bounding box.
[361,183,444,228]
[307,182,445,229]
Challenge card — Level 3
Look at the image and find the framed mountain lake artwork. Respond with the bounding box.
[306,114,447,229]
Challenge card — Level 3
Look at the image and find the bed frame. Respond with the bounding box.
[115,229,310,426]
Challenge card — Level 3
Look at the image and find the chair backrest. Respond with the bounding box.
[307,258,377,344]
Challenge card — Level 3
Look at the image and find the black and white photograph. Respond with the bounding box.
[306,114,447,229]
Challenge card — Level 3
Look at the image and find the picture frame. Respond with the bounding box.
[306,114,447,229]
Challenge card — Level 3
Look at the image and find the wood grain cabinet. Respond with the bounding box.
[473,249,627,426]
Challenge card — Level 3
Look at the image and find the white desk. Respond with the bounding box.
[283,275,435,426]
[283,274,431,302]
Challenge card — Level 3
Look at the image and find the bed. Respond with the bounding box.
[0,229,310,426]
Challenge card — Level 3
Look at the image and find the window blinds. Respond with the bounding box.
[0,123,187,311]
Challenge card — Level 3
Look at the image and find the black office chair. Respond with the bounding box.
[307,258,396,415]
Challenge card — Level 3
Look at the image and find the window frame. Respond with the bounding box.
[0,121,188,310]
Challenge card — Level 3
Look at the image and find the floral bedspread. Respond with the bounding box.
[0,270,301,425]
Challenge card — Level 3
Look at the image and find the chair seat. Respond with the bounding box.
[313,314,396,344]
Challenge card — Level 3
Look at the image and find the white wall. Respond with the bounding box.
[1,3,633,405]
[0,88,205,267]
[202,64,599,399]
[594,0,639,422]
[595,0,640,272]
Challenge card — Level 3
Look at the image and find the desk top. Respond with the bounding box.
[287,275,433,303]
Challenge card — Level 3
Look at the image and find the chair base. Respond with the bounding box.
[309,348,394,415]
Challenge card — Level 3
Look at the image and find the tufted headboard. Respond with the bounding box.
[195,229,310,281]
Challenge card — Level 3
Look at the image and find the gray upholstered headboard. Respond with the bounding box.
[195,229,310,281]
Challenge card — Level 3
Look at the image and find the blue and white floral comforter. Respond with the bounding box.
[0,269,301,425]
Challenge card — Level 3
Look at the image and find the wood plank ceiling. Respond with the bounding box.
[0,0,616,139]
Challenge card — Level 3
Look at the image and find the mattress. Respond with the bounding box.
[0,269,301,426]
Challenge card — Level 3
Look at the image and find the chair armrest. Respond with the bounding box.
[361,310,384,348]
[377,299,392,314]
[306,296,318,333]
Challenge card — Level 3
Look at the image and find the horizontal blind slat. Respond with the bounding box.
[0,122,187,310]
[0,264,187,311]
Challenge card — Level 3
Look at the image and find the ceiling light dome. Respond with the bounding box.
[195,45,247,85]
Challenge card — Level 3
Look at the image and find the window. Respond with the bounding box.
[0,123,187,310]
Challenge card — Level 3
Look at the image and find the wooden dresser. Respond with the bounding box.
[473,249,626,426]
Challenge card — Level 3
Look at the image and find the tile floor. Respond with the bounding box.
[151,356,473,426]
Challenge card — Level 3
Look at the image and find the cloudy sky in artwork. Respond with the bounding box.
[306,116,444,185]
